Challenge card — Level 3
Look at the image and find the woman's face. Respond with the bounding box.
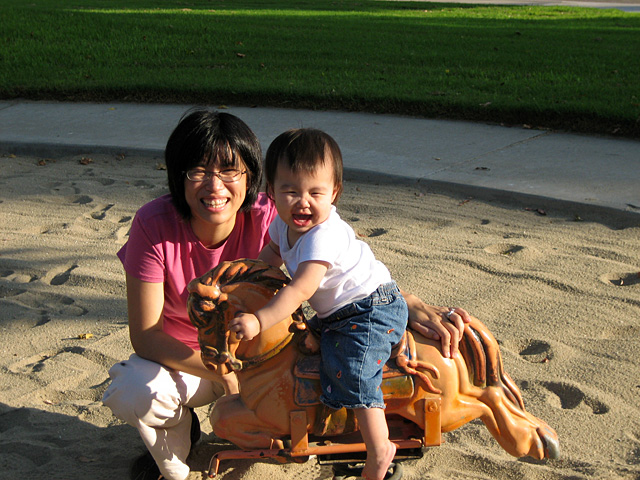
[184,159,248,247]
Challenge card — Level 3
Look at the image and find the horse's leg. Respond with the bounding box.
[210,394,283,450]
[406,335,558,460]
[210,346,303,451]
[446,351,558,460]
[474,385,558,459]
[457,320,559,460]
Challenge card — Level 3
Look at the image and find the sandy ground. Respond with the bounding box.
[0,152,639,480]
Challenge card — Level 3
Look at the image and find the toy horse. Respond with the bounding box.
[187,259,559,477]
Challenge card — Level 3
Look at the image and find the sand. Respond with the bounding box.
[0,152,639,480]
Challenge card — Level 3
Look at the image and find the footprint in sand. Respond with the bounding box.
[8,346,116,402]
[0,284,28,298]
[1,269,37,283]
[40,223,70,235]
[69,194,93,205]
[0,299,51,327]
[519,339,553,364]
[82,168,116,186]
[95,177,116,186]
[358,227,388,238]
[600,270,640,287]
[133,179,155,189]
[484,243,526,256]
[9,351,91,392]
[89,204,115,221]
[49,181,80,196]
[624,432,640,466]
[115,216,133,239]
[48,264,79,286]
[115,225,131,242]
[541,381,609,415]
[86,206,133,241]
[0,285,86,328]
[0,410,53,465]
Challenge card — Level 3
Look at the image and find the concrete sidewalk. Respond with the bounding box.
[0,100,638,215]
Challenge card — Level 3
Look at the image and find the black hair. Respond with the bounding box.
[264,128,343,204]
[165,108,263,219]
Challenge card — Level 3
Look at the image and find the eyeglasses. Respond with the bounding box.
[184,168,247,183]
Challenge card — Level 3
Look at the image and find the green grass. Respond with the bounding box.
[1,0,639,137]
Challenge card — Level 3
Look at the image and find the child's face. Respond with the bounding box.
[271,159,338,244]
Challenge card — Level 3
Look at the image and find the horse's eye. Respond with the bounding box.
[200,299,217,312]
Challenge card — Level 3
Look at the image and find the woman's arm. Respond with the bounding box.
[125,273,238,393]
[401,290,471,359]
[258,240,283,268]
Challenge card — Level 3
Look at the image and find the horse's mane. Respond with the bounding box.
[459,321,525,410]
[208,259,291,294]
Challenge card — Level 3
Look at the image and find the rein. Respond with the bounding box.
[233,331,296,371]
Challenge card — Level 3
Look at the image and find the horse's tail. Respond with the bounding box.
[459,317,525,411]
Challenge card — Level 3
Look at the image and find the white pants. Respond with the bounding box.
[102,354,224,480]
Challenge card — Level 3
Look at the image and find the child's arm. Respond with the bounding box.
[229,260,328,341]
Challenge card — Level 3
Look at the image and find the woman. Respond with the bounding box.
[102,109,469,480]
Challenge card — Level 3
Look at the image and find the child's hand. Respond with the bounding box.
[229,312,261,341]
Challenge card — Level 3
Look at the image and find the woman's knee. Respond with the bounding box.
[103,355,181,425]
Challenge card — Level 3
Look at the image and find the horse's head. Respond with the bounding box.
[187,259,303,375]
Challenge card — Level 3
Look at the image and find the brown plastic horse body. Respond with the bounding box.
[187,259,559,463]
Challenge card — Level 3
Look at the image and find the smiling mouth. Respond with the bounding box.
[202,198,228,209]
[292,214,312,226]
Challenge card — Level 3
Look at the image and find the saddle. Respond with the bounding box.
[292,331,417,436]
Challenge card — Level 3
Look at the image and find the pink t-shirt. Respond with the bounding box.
[118,193,277,349]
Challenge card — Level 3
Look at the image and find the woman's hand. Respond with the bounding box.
[402,291,471,358]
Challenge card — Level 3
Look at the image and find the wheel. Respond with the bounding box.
[332,462,361,480]
[331,461,403,480]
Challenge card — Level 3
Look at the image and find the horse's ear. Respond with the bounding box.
[289,318,306,333]
[292,323,320,355]
[291,307,306,325]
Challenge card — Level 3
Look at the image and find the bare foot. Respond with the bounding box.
[361,441,396,480]
[301,331,320,354]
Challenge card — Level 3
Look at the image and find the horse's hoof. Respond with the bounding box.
[539,426,560,459]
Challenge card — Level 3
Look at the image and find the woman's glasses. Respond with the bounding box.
[185,168,246,183]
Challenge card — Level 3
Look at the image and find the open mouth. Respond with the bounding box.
[200,342,243,372]
[292,214,312,227]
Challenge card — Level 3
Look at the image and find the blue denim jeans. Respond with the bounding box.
[307,282,408,409]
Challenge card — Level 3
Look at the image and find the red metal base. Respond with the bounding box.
[207,399,441,477]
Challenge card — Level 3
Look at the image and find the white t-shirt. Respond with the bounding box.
[268,207,391,318]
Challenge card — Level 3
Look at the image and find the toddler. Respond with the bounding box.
[230,128,407,480]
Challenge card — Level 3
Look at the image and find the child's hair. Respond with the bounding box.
[265,128,343,204]
[165,108,263,219]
